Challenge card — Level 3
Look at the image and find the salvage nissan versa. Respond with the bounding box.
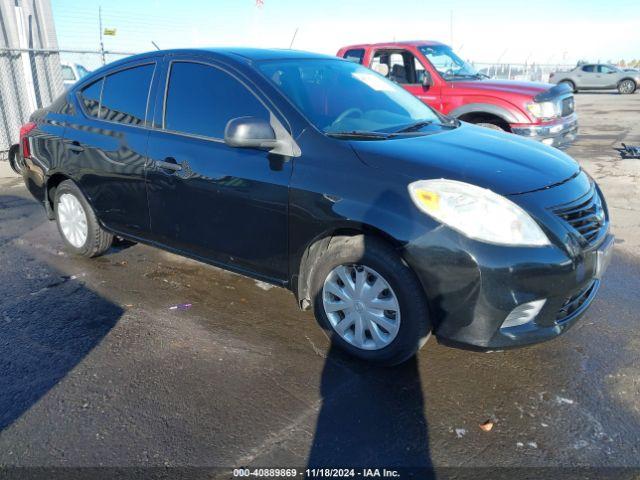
[20,49,613,365]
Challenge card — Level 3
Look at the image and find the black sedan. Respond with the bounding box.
[19,48,613,365]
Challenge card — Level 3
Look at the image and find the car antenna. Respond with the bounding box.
[288,27,298,49]
[151,41,160,51]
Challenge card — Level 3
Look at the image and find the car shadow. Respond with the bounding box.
[307,189,434,476]
[307,345,434,475]
[0,194,123,432]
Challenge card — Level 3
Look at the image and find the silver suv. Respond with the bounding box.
[550,64,639,94]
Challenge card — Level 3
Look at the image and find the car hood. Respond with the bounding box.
[350,123,580,196]
[448,79,553,97]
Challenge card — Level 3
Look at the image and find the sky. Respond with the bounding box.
[51,0,640,69]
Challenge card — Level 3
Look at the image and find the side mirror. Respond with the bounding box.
[224,117,278,150]
[421,71,433,88]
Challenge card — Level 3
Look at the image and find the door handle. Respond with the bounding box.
[155,157,182,172]
[68,141,84,153]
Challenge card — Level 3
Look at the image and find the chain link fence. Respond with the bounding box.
[0,48,133,161]
[472,63,575,82]
[0,47,61,161]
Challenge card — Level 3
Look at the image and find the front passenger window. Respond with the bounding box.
[164,62,269,139]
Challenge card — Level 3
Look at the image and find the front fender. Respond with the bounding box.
[448,102,526,124]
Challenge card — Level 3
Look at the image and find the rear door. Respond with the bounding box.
[145,56,292,281]
[64,59,158,238]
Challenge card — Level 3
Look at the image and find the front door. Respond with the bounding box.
[596,65,618,88]
[370,49,441,111]
[145,58,292,281]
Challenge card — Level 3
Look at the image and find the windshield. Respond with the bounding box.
[419,45,480,80]
[258,59,440,134]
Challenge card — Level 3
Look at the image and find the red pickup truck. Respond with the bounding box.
[337,41,578,148]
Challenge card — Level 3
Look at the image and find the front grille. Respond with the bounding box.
[556,280,598,323]
[561,96,575,116]
[553,187,607,246]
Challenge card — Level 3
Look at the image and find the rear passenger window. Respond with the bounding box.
[581,65,595,72]
[100,64,155,125]
[79,78,103,118]
[343,49,365,64]
[164,62,269,139]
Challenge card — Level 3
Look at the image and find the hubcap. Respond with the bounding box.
[57,193,88,248]
[322,264,401,350]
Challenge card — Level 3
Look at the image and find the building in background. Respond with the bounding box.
[0,0,63,157]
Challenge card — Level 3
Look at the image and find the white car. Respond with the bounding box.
[61,62,91,89]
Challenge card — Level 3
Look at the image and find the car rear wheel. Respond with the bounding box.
[559,80,576,93]
[618,79,636,94]
[54,180,113,257]
[310,235,431,366]
[8,144,23,175]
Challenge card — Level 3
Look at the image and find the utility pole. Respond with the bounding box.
[449,10,453,46]
[99,6,105,65]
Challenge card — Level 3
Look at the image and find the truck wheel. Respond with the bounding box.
[618,79,636,94]
[54,180,113,257]
[310,235,431,366]
[559,80,576,93]
[476,122,505,131]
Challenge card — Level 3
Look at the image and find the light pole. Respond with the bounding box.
[99,6,105,65]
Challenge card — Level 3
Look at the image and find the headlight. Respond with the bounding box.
[408,179,550,246]
[526,101,559,120]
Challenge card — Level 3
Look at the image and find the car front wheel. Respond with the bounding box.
[310,235,431,366]
[54,180,113,257]
[618,79,636,94]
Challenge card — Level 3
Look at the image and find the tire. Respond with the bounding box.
[54,180,113,257]
[310,235,431,366]
[476,122,505,131]
[618,79,636,94]
[8,144,23,175]
[559,80,576,93]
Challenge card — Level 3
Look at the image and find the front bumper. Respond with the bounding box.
[511,114,578,149]
[401,173,612,350]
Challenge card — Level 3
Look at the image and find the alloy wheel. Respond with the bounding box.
[620,80,635,94]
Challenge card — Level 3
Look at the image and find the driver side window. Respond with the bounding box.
[371,50,424,85]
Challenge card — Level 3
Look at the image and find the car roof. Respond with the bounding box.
[81,47,339,82]
[340,40,448,50]
[105,47,333,66]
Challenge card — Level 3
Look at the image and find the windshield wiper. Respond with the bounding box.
[390,118,459,135]
[392,120,435,134]
[326,131,390,140]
